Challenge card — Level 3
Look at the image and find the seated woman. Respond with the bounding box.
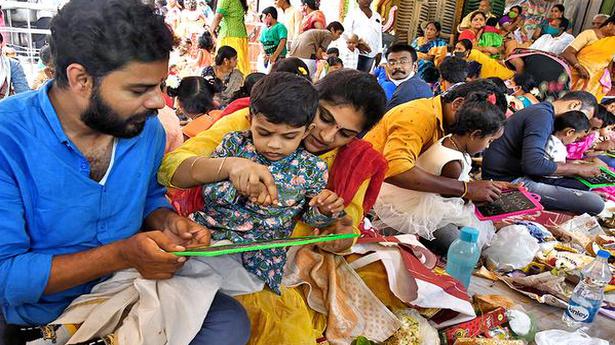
[459,11,486,47]
[532,4,566,41]
[411,21,448,81]
[166,76,220,138]
[498,5,523,35]
[562,15,615,103]
[159,69,390,344]
[201,45,244,107]
[374,92,505,252]
[454,38,514,80]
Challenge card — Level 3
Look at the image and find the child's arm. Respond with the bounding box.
[441,160,463,180]
[299,159,341,228]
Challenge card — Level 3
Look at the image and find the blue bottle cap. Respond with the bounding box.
[459,227,479,243]
[597,250,611,259]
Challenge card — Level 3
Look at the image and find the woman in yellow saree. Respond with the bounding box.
[562,15,615,103]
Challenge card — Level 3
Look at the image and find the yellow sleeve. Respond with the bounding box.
[568,30,597,52]
[430,45,448,66]
[382,106,435,178]
[469,49,514,80]
[157,108,251,187]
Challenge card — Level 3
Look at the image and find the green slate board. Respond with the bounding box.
[171,233,359,257]
[576,166,615,189]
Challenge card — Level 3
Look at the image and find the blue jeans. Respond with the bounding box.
[0,292,250,345]
[513,177,605,215]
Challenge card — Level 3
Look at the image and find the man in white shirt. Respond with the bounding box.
[275,0,302,49]
[343,0,382,72]
[530,17,574,55]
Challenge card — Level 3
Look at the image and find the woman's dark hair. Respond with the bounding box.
[552,4,565,13]
[250,72,318,128]
[425,21,441,34]
[443,79,508,114]
[513,72,539,93]
[326,21,344,32]
[600,15,615,28]
[470,11,487,22]
[40,45,52,66]
[231,72,265,101]
[326,47,340,57]
[50,0,174,88]
[326,56,343,67]
[486,77,508,94]
[458,39,473,51]
[315,69,386,132]
[448,91,506,137]
[601,97,615,106]
[510,5,523,14]
[595,104,615,127]
[167,76,216,115]
[466,61,482,79]
[301,0,319,10]
[198,31,215,52]
[239,0,248,12]
[554,110,590,132]
[439,57,468,84]
[271,57,311,80]
[215,45,238,66]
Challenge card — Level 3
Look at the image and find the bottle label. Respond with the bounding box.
[566,298,601,323]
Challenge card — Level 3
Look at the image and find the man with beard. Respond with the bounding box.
[0,1,250,344]
[385,44,433,111]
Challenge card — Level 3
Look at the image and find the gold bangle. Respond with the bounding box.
[189,156,203,181]
[216,157,228,179]
[461,181,468,198]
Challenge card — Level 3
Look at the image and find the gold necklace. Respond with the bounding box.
[449,136,463,152]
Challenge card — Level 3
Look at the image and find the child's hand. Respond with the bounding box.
[310,190,345,216]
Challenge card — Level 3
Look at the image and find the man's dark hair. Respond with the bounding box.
[458,39,473,51]
[326,21,344,33]
[443,79,508,114]
[315,69,386,132]
[600,15,615,28]
[50,0,174,88]
[262,6,278,20]
[271,57,311,80]
[250,72,319,128]
[385,43,418,63]
[466,61,482,79]
[601,97,615,106]
[422,66,440,84]
[559,91,598,116]
[554,110,590,133]
[215,46,238,66]
[439,57,468,84]
[595,104,615,127]
[326,56,343,67]
[326,47,340,57]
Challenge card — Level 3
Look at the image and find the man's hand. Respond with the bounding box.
[118,231,187,280]
[594,140,615,152]
[314,215,355,253]
[164,215,211,248]
[465,180,503,203]
[309,189,345,216]
[576,163,603,178]
[576,64,591,79]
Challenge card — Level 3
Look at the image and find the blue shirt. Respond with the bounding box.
[483,102,558,181]
[387,75,434,111]
[0,82,170,325]
[373,66,396,101]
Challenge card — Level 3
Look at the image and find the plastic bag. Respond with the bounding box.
[535,329,609,345]
[383,309,440,345]
[484,225,539,271]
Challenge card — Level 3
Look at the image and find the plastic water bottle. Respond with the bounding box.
[563,250,612,327]
[446,227,481,288]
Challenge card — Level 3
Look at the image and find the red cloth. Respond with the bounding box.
[458,30,477,43]
[163,93,175,109]
[220,97,250,118]
[327,139,388,214]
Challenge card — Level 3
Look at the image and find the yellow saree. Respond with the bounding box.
[571,36,615,102]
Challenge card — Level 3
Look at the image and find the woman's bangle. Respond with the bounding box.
[461,181,468,198]
[189,156,203,181]
[216,157,228,179]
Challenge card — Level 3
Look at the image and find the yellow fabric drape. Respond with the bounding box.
[571,36,615,103]
[218,36,251,77]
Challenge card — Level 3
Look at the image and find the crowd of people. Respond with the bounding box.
[1,0,615,344]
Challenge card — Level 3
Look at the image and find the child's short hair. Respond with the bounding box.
[198,31,215,51]
[466,61,482,79]
[439,56,468,84]
[486,17,499,27]
[250,72,319,128]
[595,104,615,128]
[347,34,359,42]
[448,91,505,137]
[326,56,343,67]
[262,6,278,19]
[554,111,590,133]
[326,47,340,57]
[422,66,440,84]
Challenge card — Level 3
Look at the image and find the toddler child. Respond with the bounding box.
[546,110,590,164]
[190,72,344,293]
[374,92,506,249]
